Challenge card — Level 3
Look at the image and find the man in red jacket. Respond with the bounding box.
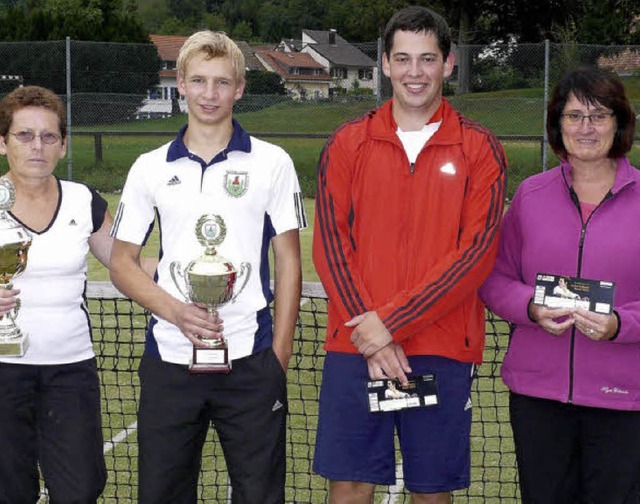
[312,6,506,503]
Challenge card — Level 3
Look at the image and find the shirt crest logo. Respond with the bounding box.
[225,171,249,198]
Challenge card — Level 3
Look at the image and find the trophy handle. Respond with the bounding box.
[12,290,20,321]
[169,261,190,301]
[0,281,16,321]
[0,281,21,339]
[231,262,251,303]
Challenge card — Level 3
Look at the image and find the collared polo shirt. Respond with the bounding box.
[111,120,306,365]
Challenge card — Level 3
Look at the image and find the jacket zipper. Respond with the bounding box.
[567,189,612,403]
[567,222,585,403]
[405,160,416,288]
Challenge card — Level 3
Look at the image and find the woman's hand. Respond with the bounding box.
[528,302,574,336]
[573,308,618,341]
[0,285,19,316]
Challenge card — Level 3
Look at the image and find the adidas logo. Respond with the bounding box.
[272,399,283,411]
[440,162,456,175]
[69,219,77,226]
[167,175,181,186]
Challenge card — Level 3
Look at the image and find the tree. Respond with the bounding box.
[0,0,151,41]
[256,2,293,41]
[325,0,409,42]
[244,70,286,94]
[0,1,162,124]
[443,0,640,93]
[231,20,253,41]
[167,0,205,25]
[286,0,325,33]
[201,12,229,32]
[135,0,170,33]
[442,0,640,45]
[158,16,191,35]
[574,0,640,45]
[69,40,162,124]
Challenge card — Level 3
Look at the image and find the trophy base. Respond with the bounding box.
[189,343,231,374]
[0,332,29,357]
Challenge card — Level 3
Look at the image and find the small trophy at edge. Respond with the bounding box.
[0,177,32,356]
[170,214,250,373]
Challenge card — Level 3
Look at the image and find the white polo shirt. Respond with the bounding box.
[111,120,306,365]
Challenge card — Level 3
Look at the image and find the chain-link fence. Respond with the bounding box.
[0,38,638,198]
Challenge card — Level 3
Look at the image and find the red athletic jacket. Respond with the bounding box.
[313,98,507,364]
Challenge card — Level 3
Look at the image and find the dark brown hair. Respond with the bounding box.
[0,86,66,139]
[383,6,451,61]
[547,66,635,159]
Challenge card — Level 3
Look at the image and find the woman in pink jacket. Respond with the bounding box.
[481,66,640,503]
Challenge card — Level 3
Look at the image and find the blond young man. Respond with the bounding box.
[110,31,305,503]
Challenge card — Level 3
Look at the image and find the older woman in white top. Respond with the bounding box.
[0,85,113,503]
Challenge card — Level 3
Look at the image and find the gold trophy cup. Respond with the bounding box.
[170,214,250,373]
[0,177,32,356]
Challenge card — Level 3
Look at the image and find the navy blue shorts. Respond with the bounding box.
[313,352,473,493]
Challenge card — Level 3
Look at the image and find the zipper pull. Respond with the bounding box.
[579,225,586,248]
[410,162,415,174]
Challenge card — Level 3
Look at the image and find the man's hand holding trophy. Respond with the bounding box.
[170,214,250,373]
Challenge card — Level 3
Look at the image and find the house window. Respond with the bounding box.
[149,87,162,99]
[163,60,176,70]
[331,67,347,79]
[358,68,373,80]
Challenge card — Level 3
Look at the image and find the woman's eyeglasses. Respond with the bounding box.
[8,131,62,145]
[560,112,614,126]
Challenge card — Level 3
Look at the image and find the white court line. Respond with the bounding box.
[104,421,138,454]
[101,420,238,503]
[381,461,404,504]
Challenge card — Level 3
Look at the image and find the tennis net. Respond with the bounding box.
[86,281,517,503]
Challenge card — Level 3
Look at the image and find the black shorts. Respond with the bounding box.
[137,348,288,504]
[510,392,640,504]
[0,358,106,504]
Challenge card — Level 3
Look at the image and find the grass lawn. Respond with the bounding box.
[0,88,627,200]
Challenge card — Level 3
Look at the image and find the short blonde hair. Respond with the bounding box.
[177,31,245,82]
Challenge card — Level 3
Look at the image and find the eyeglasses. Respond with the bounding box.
[560,112,614,126]
[8,131,61,145]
